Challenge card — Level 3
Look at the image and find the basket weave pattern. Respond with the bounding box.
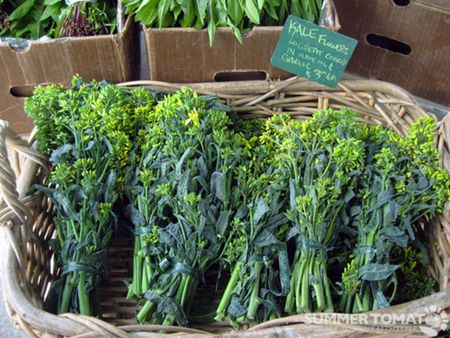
[0,78,450,337]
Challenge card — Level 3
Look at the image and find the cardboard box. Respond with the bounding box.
[144,26,291,83]
[334,0,450,107]
[0,17,138,134]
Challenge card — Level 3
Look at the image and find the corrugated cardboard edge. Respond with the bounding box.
[414,0,450,12]
[335,0,450,107]
[144,26,290,83]
[0,16,137,134]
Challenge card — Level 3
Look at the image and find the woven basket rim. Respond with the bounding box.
[1,78,450,337]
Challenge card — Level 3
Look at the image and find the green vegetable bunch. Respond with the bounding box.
[259,110,365,314]
[25,77,449,325]
[339,118,450,313]
[391,246,435,304]
[123,0,324,46]
[215,120,290,326]
[56,0,117,37]
[25,76,156,315]
[126,88,241,326]
[0,0,116,39]
[0,0,61,39]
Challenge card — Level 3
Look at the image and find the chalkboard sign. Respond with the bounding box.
[271,16,358,87]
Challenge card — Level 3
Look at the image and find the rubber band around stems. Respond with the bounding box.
[296,236,329,253]
[63,261,107,278]
[156,257,204,281]
[63,249,110,278]
[355,245,377,255]
[135,226,153,235]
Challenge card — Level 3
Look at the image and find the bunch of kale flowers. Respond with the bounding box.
[260,110,365,314]
[215,119,291,326]
[126,88,241,326]
[25,76,156,315]
[25,78,450,324]
[339,117,450,313]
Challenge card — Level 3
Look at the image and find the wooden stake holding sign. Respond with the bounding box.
[271,15,357,87]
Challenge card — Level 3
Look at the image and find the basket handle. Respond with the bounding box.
[438,112,450,171]
[0,120,47,266]
[436,112,450,291]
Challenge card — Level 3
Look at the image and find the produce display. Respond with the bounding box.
[24,78,450,327]
[123,0,324,44]
[0,0,116,39]
[0,0,447,333]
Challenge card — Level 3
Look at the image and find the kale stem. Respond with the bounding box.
[137,300,155,323]
[135,240,143,296]
[163,274,189,326]
[312,259,325,312]
[285,252,299,314]
[58,273,75,314]
[78,271,91,315]
[141,262,149,295]
[180,275,193,306]
[236,315,246,324]
[355,294,364,313]
[339,294,350,313]
[246,261,262,320]
[324,205,343,244]
[184,277,198,314]
[321,265,333,312]
[294,256,303,311]
[98,157,112,182]
[70,219,79,242]
[344,294,353,314]
[372,300,379,311]
[298,255,310,312]
[215,261,243,321]
[144,256,152,289]
[249,212,254,240]
[128,238,139,299]
[361,286,371,311]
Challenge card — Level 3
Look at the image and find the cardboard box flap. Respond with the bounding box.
[0,16,137,134]
[335,0,450,106]
[145,26,289,83]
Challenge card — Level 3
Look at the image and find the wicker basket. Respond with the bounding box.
[0,78,449,337]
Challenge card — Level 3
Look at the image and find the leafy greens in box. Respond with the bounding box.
[0,0,116,39]
[124,0,325,45]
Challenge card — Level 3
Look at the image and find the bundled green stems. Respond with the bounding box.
[339,118,450,313]
[126,88,239,325]
[26,77,449,323]
[26,77,156,315]
[214,120,291,326]
[215,168,290,324]
[259,111,365,313]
